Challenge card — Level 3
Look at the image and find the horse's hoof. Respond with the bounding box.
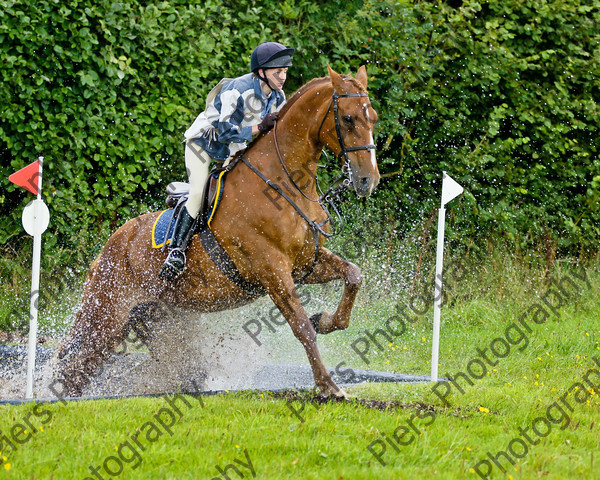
[309,313,323,333]
[332,388,351,401]
[318,386,350,401]
[309,312,333,334]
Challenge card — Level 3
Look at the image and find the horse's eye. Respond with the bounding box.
[342,115,354,125]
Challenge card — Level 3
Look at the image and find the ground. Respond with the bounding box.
[0,260,598,479]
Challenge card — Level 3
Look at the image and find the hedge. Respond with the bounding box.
[1,0,599,260]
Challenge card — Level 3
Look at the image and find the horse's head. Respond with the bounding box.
[319,65,381,197]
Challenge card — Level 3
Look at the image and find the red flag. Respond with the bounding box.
[9,160,41,195]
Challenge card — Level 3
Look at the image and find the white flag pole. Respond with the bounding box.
[431,171,463,382]
[25,156,44,399]
[431,203,445,382]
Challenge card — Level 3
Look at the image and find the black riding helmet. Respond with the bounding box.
[251,42,294,71]
[251,42,294,90]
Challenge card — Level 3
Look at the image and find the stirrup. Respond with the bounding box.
[159,248,186,281]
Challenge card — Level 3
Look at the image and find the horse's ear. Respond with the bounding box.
[356,65,368,89]
[327,63,344,90]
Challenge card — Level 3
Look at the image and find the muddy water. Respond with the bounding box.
[0,296,307,400]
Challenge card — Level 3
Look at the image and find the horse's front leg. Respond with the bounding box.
[262,269,347,399]
[301,247,362,334]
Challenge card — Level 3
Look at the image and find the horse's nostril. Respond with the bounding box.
[354,176,373,196]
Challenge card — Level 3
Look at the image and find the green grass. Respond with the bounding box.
[1,259,600,479]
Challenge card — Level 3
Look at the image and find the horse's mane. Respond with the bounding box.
[277,74,367,119]
[276,76,330,118]
[240,74,366,152]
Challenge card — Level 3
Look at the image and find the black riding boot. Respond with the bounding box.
[159,208,196,281]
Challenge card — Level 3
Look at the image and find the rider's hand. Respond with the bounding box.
[257,112,279,133]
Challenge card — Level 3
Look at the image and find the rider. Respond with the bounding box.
[159,41,295,281]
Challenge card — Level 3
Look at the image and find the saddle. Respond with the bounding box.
[152,167,226,250]
[166,161,232,228]
[165,171,222,222]
[152,159,266,296]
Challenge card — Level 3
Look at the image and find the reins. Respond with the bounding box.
[273,117,346,235]
[273,119,320,204]
[239,154,323,285]
[209,84,377,289]
[269,88,376,237]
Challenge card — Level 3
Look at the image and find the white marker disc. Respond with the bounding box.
[22,199,50,236]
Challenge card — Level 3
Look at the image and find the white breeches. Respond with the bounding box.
[184,140,213,219]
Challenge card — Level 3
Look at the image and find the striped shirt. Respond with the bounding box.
[184,73,286,160]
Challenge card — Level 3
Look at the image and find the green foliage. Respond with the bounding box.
[305,0,600,254]
[0,0,253,249]
[1,0,599,261]
[422,0,600,253]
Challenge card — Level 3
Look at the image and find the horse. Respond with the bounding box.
[57,65,380,398]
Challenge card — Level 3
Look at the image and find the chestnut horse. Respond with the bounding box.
[57,65,380,398]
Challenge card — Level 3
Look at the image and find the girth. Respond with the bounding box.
[198,226,266,298]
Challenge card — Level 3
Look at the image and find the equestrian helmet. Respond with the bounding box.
[250,42,294,72]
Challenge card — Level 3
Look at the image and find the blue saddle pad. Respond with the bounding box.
[152,171,227,249]
[152,209,176,249]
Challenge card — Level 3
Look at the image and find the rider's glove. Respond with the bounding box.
[257,112,279,133]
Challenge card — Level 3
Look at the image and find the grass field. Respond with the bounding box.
[1,256,599,479]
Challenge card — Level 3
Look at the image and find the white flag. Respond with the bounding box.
[441,172,464,206]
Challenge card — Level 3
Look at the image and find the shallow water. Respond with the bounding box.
[0,270,423,401]
[0,296,299,400]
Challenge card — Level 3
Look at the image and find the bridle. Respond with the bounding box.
[265,87,377,239]
[251,86,378,226]
[316,90,376,167]
[239,86,377,283]
[314,89,376,210]
[273,88,376,205]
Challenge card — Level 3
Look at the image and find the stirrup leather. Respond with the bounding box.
[159,207,195,281]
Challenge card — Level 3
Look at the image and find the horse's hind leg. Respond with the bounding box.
[56,257,141,397]
[57,291,136,397]
[127,302,165,347]
[301,247,362,334]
